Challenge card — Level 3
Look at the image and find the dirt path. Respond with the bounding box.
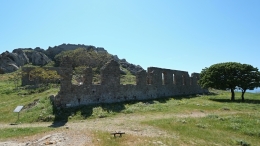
[0,111,235,146]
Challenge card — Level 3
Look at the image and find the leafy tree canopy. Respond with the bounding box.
[237,64,260,100]
[54,48,112,69]
[199,62,260,101]
[29,67,60,86]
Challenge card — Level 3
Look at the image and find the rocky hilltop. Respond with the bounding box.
[45,43,108,60]
[0,44,143,74]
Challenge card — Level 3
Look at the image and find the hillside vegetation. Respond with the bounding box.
[1,44,143,75]
[54,47,112,69]
[0,71,260,145]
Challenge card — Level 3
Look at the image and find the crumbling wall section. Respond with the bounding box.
[54,59,208,107]
[100,60,120,87]
[21,57,208,107]
[136,70,147,86]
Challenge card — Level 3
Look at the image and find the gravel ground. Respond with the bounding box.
[0,112,209,146]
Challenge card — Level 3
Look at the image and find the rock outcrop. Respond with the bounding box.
[45,44,143,75]
[0,52,19,73]
[0,50,30,73]
[12,49,29,66]
[113,55,143,75]
[120,59,144,75]
[0,43,143,75]
[31,51,51,66]
[45,43,107,60]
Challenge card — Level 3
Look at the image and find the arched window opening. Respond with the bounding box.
[29,73,33,81]
[162,73,165,85]
[173,74,175,84]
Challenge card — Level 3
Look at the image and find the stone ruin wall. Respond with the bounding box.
[21,59,208,107]
[52,59,208,107]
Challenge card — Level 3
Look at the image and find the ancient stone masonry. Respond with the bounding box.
[21,58,208,107]
[52,59,208,107]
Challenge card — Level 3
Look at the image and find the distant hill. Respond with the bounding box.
[0,43,143,74]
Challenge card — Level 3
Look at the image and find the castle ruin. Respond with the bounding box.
[52,58,208,107]
[21,57,208,107]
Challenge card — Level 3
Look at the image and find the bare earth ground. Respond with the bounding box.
[0,111,228,146]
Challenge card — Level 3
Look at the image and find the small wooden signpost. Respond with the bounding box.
[13,106,23,122]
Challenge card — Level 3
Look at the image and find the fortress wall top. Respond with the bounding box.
[146,67,198,87]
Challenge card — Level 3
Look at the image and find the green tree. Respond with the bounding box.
[199,62,260,101]
[29,68,60,87]
[29,68,45,86]
[72,66,85,85]
[54,47,112,68]
[237,64,260,101]
[44,69,60,85]
[199,62,242,101]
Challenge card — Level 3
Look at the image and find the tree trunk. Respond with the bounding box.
[241,90,246,102]
[231,89,235,101]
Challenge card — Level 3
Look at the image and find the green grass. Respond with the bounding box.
[88,90,260,145]
[120,67,136,85]
[93,131,124,146]
[1,71,260,145]
[0,72,59,123]
[0,127,54,140]
[92,131,170,146]
[142,113,260,145]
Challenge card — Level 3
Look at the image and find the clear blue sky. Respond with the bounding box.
[1,0,259,74]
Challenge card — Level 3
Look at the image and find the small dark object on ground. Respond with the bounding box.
[10,123,18,125]
[111,131,125,137]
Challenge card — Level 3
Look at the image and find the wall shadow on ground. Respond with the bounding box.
[49,94,205,128]
[49,105,93,128]
[209,98,260,104]
[48,103,125,128]
[49,94,209,128]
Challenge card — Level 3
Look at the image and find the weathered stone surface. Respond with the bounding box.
[136,70,147,86]
[34,47,45,53]
[101,59,120,87]
[112,55,120,62]
[12,49,29,66]
[52,59,208,107]
[0,51,25,73]
[112,56,143,75]
[120,68,127,75]
[0,68,4,74]
[120,59,143,75]
[49,95,55,103]
[45,43,108,59]
[1,44,144,76]
[83,67,92,85]
[21,58,208,107]
[0,63,19,73]
[6,53,22,66]
[31,51,51,66]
